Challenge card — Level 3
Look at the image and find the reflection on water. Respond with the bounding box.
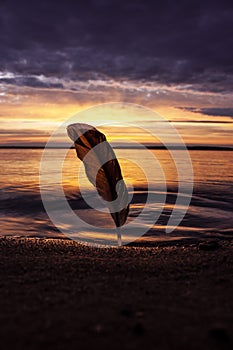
[0,149,233,243]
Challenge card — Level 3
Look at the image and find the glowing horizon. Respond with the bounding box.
[0,77,233,147]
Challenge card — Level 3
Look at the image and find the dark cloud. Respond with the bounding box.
[177,120,233,124]
[0,76,64,89]
[179,107,233,118]
[0,0,233,91]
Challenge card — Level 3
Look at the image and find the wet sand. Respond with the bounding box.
[0,237,232,350]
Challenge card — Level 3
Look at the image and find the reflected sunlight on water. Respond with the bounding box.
[0,149,233,243]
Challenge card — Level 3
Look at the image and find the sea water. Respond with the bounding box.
[0,148,232,244]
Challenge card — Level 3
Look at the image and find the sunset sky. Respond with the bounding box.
[0,0,233,147]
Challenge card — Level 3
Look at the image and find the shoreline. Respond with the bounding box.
[1,234,233,247]
[0,236,233,349]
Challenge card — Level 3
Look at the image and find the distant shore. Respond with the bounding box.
[0,145,233,150]
[0,236,232,350]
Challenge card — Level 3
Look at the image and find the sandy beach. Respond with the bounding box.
[0,237,232,350]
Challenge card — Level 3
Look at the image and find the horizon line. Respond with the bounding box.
[0,145,233,151]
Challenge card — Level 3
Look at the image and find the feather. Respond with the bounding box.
[67,122,129,245]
